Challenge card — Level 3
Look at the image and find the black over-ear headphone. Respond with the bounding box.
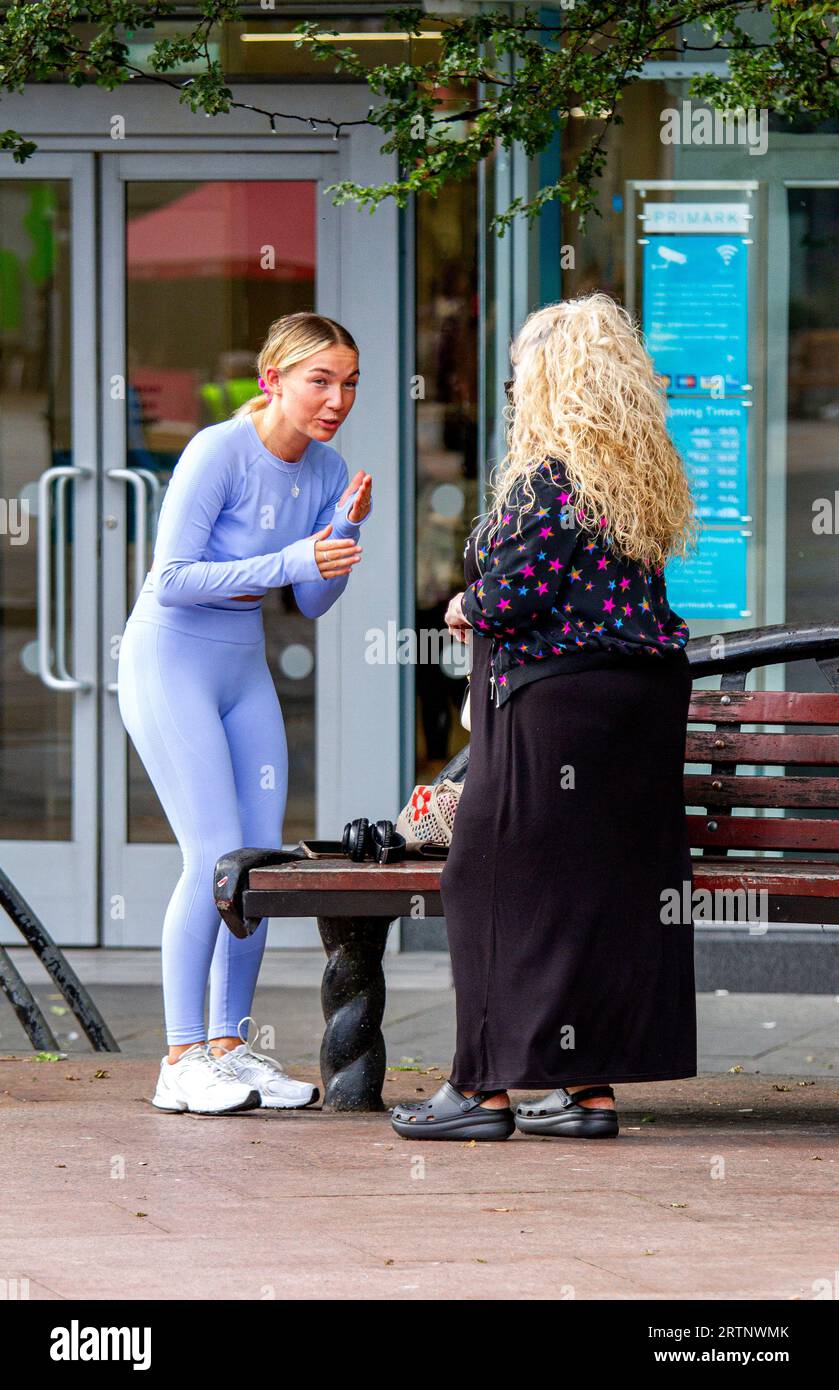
[341,817,406,863]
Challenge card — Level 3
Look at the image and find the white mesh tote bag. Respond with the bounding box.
[395,778,464,852]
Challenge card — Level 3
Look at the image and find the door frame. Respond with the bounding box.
[0,151,99,945]
[0,80,403,947]
[99,150,347,946]
[766,168,839,634]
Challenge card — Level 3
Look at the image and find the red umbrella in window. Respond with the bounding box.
[126,180,316,280]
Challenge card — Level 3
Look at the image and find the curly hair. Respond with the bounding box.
[478,292,699,569]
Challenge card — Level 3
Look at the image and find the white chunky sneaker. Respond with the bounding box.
[218,1017,320,1110]
[152,1042,261,1115]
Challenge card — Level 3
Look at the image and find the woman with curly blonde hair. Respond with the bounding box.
[392,292,699,1143]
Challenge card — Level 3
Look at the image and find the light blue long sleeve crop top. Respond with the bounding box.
[139,411,372,620]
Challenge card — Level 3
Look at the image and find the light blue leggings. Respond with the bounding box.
[117,600,285,1045]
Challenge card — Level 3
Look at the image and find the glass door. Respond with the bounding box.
[100,153,342,946]
[0,154,98,945]
[779,180,839,845]
[784,183,839,633]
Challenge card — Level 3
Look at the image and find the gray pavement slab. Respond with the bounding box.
[1,949,837,1301]
[0,1056,836,1301]
[1,949,838,1078]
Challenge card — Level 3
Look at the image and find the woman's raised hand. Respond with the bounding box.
[445,590,471,644]
[309,471,372,577]
[311,523,362,578]
[339,470,372,523]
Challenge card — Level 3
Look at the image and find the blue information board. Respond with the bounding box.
[641,223,751,620]
[665,525,749,617]
[666,400,749,524]
[642,235,749,393]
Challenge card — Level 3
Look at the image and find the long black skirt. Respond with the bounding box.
[440,642,697,1090]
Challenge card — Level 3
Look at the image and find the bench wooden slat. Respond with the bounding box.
[246,855,839,900]
[689,691,839,725]
[688,814,839,851]
[689,857,839,898]
[249,858,445,892]
[686,731,839,766]
[685,773,839,809]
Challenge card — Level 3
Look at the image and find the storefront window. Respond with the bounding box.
[559,81,678,305]
[413,173,479,783]
[785,186,839,631]
[61,13,446,82]
[123,178,319,843]
[0,180,73,839]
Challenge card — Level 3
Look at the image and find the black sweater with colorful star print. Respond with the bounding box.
[461,456,690,708]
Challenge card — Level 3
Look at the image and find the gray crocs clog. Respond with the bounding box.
[391,1080,516,1141]
[515,1085,619,1138]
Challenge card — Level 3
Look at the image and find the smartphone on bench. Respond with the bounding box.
[295,839,345,859]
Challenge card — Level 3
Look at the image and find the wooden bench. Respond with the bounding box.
[218,622,839,1111]
[685,622,839,921]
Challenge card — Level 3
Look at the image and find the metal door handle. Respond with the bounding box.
[132,467,163,534]
[53,474,74,683]
[106,467,154,694]
[37,465,93,692]
[107,467,151,601]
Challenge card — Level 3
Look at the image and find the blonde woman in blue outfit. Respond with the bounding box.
[117,313,372,1115]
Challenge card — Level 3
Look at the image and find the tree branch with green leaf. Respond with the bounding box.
[0,1,836,233]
